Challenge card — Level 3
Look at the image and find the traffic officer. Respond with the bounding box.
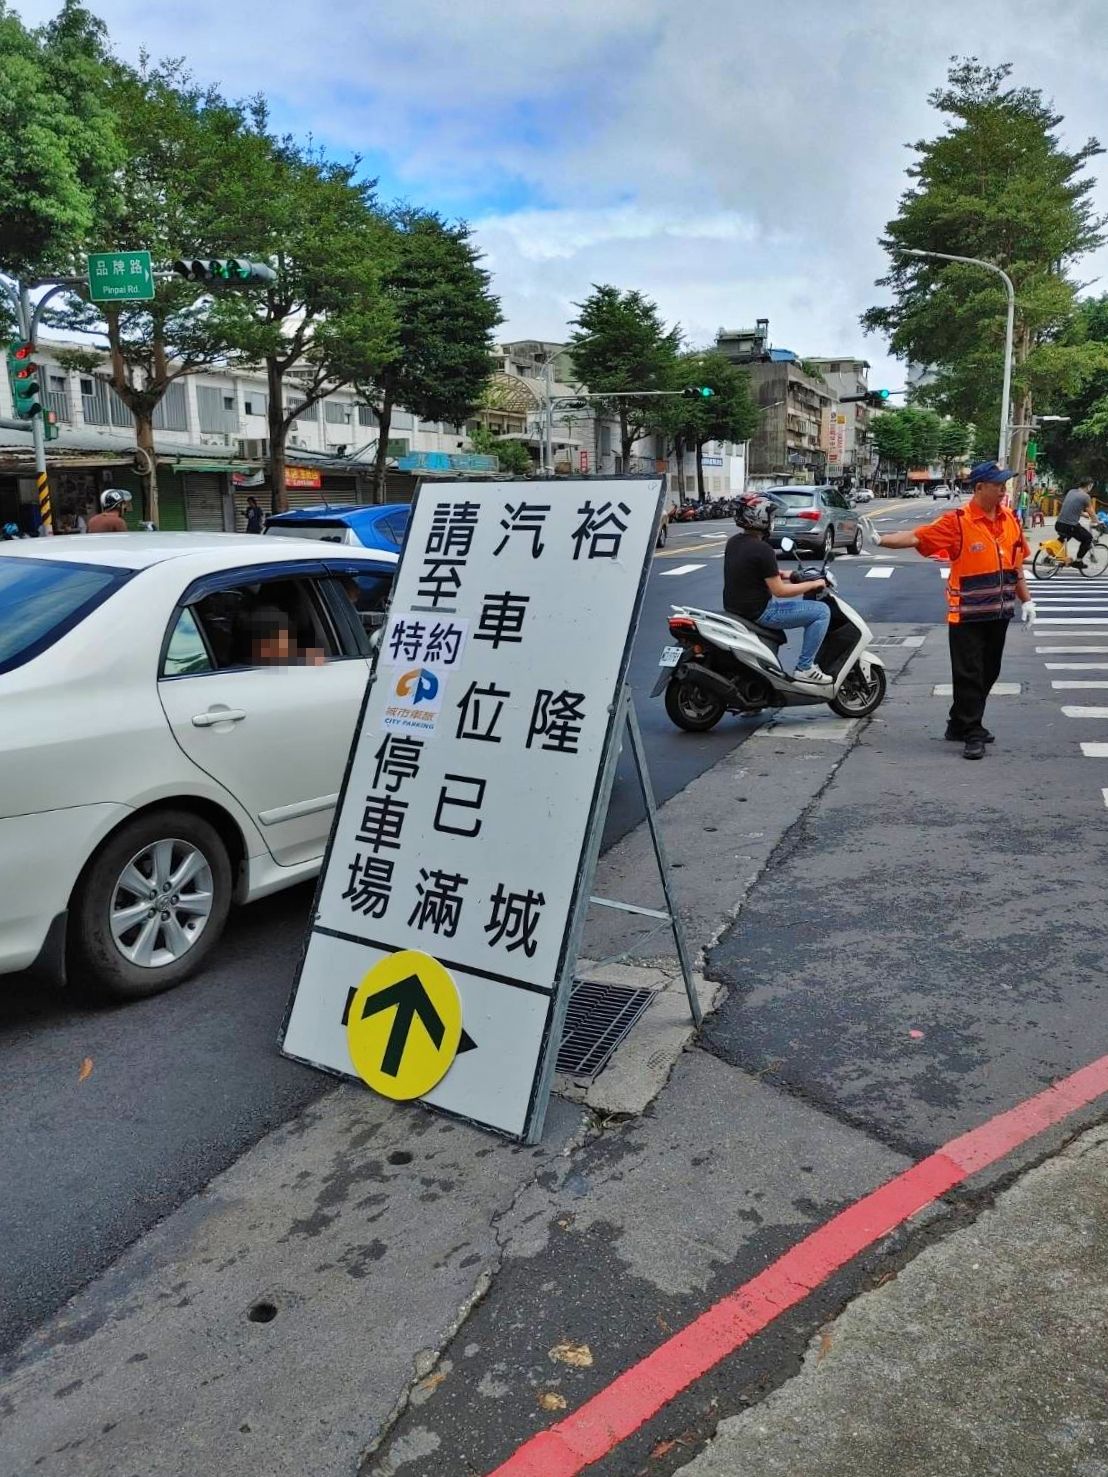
[864,461,1034,760]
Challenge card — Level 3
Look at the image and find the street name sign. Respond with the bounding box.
[281,477,666,1141]
[87,251,155,303]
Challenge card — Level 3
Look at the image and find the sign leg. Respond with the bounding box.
[624,692,702,1027]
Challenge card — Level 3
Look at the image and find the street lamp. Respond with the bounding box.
[899,248,1015,466]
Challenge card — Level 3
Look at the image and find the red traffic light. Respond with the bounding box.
[11,342,33,361]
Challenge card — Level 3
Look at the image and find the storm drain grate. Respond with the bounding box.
[556,979,656,1079]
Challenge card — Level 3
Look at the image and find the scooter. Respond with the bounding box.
[653,538,887,731]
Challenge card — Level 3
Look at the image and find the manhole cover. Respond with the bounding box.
[556,979,656,1080]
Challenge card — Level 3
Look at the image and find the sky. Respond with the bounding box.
[17,0,1108,390]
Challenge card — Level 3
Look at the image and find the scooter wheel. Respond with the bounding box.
[829,663,887,719]
[665,678,726,732]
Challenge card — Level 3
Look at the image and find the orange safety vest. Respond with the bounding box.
[918,504,1027,625]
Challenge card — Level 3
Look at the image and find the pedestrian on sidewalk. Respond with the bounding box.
[243,495,264,535]
[863,462,1034,760]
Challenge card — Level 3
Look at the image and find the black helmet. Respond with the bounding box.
[735,493,776,532]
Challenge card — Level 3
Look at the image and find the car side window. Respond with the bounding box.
[162,607,213,677]
[184,576,341,672]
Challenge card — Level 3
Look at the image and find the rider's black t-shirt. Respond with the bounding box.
[723,534,778,619]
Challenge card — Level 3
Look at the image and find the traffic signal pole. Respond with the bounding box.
[19,280,50,533]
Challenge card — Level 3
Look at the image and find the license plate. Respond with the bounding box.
[659,645,682,668]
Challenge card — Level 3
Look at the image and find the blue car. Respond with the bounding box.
[264,502,411,553]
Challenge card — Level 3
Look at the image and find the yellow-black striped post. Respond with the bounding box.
[36,470,52,534]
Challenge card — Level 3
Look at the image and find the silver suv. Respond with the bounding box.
[768,485,862,558]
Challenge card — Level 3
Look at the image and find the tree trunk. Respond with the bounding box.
[619,407,633,472]
[695,441,705,501]
[135,413,158,525]
[266,358,287,513]
[372,388,394,502]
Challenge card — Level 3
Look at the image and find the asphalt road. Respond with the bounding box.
[0,500,948,1360]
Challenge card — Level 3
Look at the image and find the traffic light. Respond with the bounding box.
[44,408,59,442]
[7,341,43,421]
[840,388,892,409]
[171,258,276,285]
[682,385,715,399]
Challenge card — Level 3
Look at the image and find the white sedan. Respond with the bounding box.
[0,533,398,1000]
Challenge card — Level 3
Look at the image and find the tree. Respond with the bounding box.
[48,61,285,522]
[360,209,501,500]
[870,410,915,487]
[470,425,532,475]
[1037,294,1108,490]
[863,58,1108,475]
[903,406,943,469]
[657,349,758,498]
[0,1,122,282]
[569,285,680,470]
[937,417,973,483]
[209,142,395,511]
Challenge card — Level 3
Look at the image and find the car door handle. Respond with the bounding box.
[191,708,247,727]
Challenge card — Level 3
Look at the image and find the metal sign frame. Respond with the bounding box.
[279,475,697,1144]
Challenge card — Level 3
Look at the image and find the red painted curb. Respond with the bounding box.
[486,1051,1108,1477]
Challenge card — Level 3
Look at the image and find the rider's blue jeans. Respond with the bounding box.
[759,595,831,670]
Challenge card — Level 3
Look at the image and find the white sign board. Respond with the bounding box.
[281,478,666,1141]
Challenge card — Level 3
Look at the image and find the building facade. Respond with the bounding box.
[806,357,872,485]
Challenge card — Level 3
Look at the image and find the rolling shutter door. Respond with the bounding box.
[183,473,228,532]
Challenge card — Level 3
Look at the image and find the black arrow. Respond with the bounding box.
[359,974,446,1077]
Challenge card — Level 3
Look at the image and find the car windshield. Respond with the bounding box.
[0,558,132,675]
[773,492,817,508]
[265,522,354,544]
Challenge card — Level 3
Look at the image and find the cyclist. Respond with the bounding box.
[1055,479,1096,569]
[86,488,132,533]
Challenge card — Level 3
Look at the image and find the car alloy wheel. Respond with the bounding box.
[109,838,215,968]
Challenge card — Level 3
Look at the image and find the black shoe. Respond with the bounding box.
[963,738,986,760]
[946,728,994,743]
[1075,560,1087,570]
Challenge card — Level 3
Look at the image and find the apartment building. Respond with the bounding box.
[806,357,872,483]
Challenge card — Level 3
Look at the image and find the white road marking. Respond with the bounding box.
[1044,662,1108,669]
[660,563,706,577]
[1037,645,1108,653]
[702,533,728,541]
[1052,681,1108,689]
[865,567,895,579]
[1035,620,1108,626]
[1102,787,1108,809]
[902,635,927,647]
[933,683,1021,697]
[1061,706,1108,718]
[1080,743,1108,757]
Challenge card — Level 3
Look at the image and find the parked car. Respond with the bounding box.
[932,484,959,500]
[265,502,411,553]
[0,534,399,1001]
[767,485,862,557]
[851,488,875,504]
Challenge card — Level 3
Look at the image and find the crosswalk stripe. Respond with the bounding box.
[1080,743,1108,757]
[1052,681,1108,689]
[1036,619,1108,625]
[1061,706,1108,718]
[1044,662,1108,669]
[660,563,705,576]
[1037,646,1108,653]
[865,567,895,579]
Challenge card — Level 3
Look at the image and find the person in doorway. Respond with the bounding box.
[86,488,132,533]
[244,496,264,535]
[723,494,833,685]
[1055,478,1096,567]
[864,461,1033,760]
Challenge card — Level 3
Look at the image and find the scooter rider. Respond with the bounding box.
[724,493,833,685]
[86,488,132,533]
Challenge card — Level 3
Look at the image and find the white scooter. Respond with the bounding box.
[653,538,887,731]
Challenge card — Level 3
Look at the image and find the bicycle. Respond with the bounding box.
[1032,527,1108,580]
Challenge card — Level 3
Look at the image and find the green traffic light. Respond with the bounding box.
[699,385,714,398]
[877,388,890,400]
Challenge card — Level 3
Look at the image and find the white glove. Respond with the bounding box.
[1021,600,1036,625]
[860,516,883,546]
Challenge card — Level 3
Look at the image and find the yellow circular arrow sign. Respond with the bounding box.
[346,950,462,1101]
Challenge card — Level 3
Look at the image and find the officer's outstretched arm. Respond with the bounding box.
[860,516,918,550]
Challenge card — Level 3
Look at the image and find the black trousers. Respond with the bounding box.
[1056,520,1092,560]
[947,620,1009,739]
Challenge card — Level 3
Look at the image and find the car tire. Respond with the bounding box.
[847,526,863,555]
[69,809,232,1002]
[823,528,835,560]
[656,523,668,548]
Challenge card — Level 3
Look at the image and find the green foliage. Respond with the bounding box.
[863,58,1107,445]
[569,285,680,462]
[870,409,914,469]
[657,348,758,449]
[1038,294,1108,488]
[470,424,531,474]
[0,1,122,277]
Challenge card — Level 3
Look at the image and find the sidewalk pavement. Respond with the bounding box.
[677,1123,1108,1477]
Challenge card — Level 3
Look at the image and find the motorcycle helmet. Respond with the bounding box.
[2,521,20,540]
[100,488,133,511]
[735,493,776,533]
